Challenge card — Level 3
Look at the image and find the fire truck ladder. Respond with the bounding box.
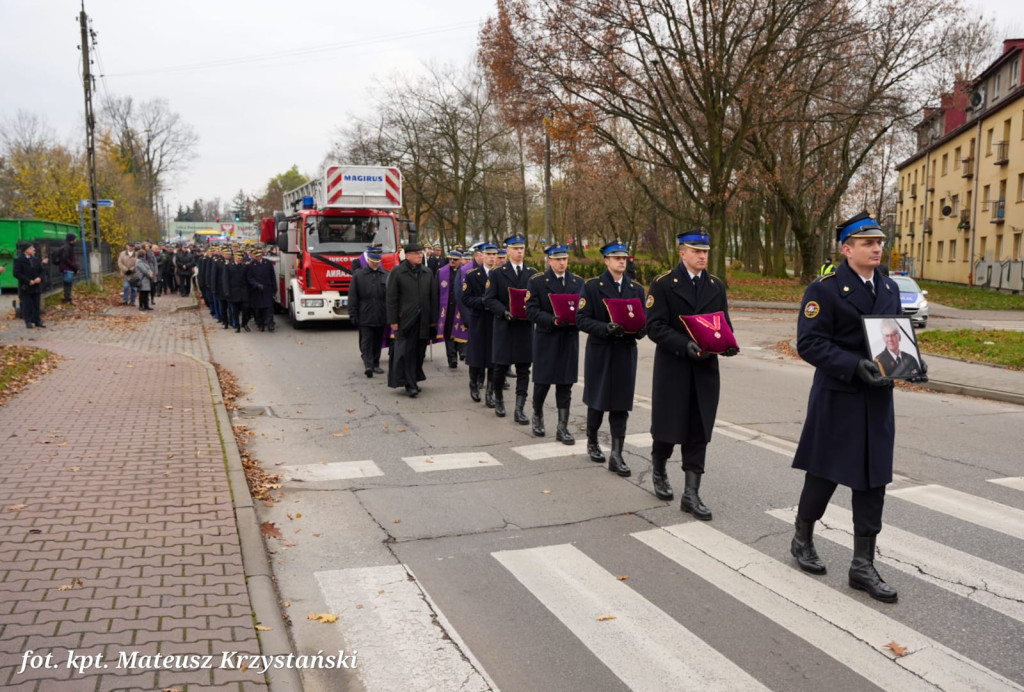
[283,179,326,211]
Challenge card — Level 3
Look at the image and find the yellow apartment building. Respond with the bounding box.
[895,39,1024,291]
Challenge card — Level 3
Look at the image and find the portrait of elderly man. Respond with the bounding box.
[873,318,922,379]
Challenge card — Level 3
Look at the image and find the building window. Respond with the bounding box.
[937,241,944,261]
[942,153,948,175]
[979,236,988,260]
[994,73,1002,99]
[996,235,1003,260]
[1012,58,1021,87]
[950,239,957,261]
[1018,173,1024,202]
[1014,233,1022,262]
[927,241,932,262]
[986,128,994,155]
[952,195,960,214]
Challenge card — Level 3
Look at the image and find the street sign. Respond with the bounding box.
[79,199,91,207]
[97,199,114,207]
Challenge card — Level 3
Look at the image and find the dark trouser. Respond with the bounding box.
[253,306,275,329]
[651,439,708,473]
[494,363,530,397]
[533,382,572,409]
[395,338,427,386]
[359,325,385,369]
[228,301,249,328]
[63,279,73,302]
[797,473,886,537]
[22,290,41,326]
[587,408,628,437]
[139,290,151,310]
[445,338,460,366]
[179,276,191,296]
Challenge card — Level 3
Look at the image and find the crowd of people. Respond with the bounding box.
[347,212,926,604]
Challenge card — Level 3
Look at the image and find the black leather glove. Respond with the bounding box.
[908,358,929,383]
[686,341,710,360]
[634,326,647,340]
[855,359,893,387]
[606,322,625,337]
[351,318,359,328]
[722,346,739,357]
[504,310,514,321]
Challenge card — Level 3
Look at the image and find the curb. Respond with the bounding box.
[185,351,304,692]
[919,380,1024,406]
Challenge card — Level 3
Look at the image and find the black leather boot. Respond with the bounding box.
[680,470,712,520]
[791,519,826,575]
[607,438,631,477]
[555,408,574,445]
[469,376,481,403]
[651,455,673,501]
[531,402,545,436]
[514,394,529,425]
[494,389,506,417]
[586,429,604,462]
[485,380,496,408]
[849,536,897,602]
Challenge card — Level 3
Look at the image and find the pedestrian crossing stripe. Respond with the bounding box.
[493,543,770,691]
[633,523,1021,691]
[889,485,1024,540]
[280,460,384,481]
[403,452,501,472]
[989,477,1024,492]
[768,506,1024,626]
[510,442,587,461]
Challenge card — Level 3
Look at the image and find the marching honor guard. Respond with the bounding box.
[646,229,737,517]
[525,243,583,442]
[348,246,390,374]
[483,235,535,421]
[576,240,647,476]
[461,243,499,405]
[246,248,277,332]
[787,212,925,602]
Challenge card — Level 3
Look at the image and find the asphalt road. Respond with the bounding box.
[207,309,1024,692]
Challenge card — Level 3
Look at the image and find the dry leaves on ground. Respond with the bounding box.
[886,641,908,656]
[0,345,62,409]
[308,613,338,624]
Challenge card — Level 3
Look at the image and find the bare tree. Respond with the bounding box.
[99,96,199,215]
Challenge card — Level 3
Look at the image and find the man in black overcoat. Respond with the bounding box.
[175,245,196,297]
[13,242,48,328]
[788,211,927,603]
[525,243,584,443]
[348,246,389,375]
[576,240,647,476]
[646,229,738,518]
[246,248,277,332]
[386,243,439,397]
[483,235,535,422]
[223,250,250,332]
[461,243,498,406]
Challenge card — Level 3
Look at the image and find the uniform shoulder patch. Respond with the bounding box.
[532,271,544,279]
[462,282,468,291]
[578,297,587,309]
[803,301,821,319]
[645,294,655,309]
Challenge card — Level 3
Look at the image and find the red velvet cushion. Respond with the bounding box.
[603,298,647,333]
[679,312,738,354]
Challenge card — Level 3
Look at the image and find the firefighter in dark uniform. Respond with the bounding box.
[646,229,737,518]
[788,211,927,603]
[483,235,535,421]
[525,243,584,443]
[348,246,389,374]
[576,240,647,476]
[461,243,499,405]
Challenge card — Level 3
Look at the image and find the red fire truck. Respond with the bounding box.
[264,165,412,328]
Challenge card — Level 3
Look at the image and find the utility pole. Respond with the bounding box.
[79,2,101,270]
[543,116,552,248]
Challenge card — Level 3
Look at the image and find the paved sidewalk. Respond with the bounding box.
[0,293,295,691]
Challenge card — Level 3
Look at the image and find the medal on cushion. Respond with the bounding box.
[694,314,721,339]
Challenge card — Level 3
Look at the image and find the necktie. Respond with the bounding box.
[895,356,901,366]
[866,280,875,300]
[616,281,621,296]
[692,275,700,291]
[559,276,565,289]
[515,265,520,279]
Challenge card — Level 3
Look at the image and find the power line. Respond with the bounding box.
[104,20,482,78]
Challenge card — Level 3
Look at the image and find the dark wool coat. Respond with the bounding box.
[525,268,584,385]
[792,260,902,490]
[386,260,438,340]
[460,266,493,369]
[646,263,731,444]
[348,264,390,327]
[576,270,646,412]
[483,261,536,365]
[246,259,278,309]
[222,261,249,302]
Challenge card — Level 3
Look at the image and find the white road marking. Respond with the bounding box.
[403,451,501,473]
[315,565,492,692]
[769,506,1024,625]
[889,485,1024,540]
[624,432,653,448]
[639,523,1022,691]
[493,543,769,691]
[281,460,383,481]
[510,442,587,460]
[989,477,1024,492]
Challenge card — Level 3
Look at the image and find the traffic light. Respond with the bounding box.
[234,214,240,222]
[216,216,220,222]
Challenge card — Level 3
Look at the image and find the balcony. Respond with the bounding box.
[958,210,970,231]
[927,176,935,192]
[994,141,1009,165]
[923,218,933,234]
[909,183,918,199]
[991,198,1005,224]
[961,157,974,178]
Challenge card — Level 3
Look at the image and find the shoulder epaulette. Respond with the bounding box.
[816,272,836,282]
[585,276,601,284]
[653,270,671,282]
[707,272,722,285]
[531,271,544,279]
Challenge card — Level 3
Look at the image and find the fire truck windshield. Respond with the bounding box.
[305,216,396,253]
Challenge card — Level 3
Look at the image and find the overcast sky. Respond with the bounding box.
[1,0,1021,218]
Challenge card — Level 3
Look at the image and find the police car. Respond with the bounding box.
[891,274,929,328]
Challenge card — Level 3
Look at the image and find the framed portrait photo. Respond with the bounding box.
[862,315,926,380]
